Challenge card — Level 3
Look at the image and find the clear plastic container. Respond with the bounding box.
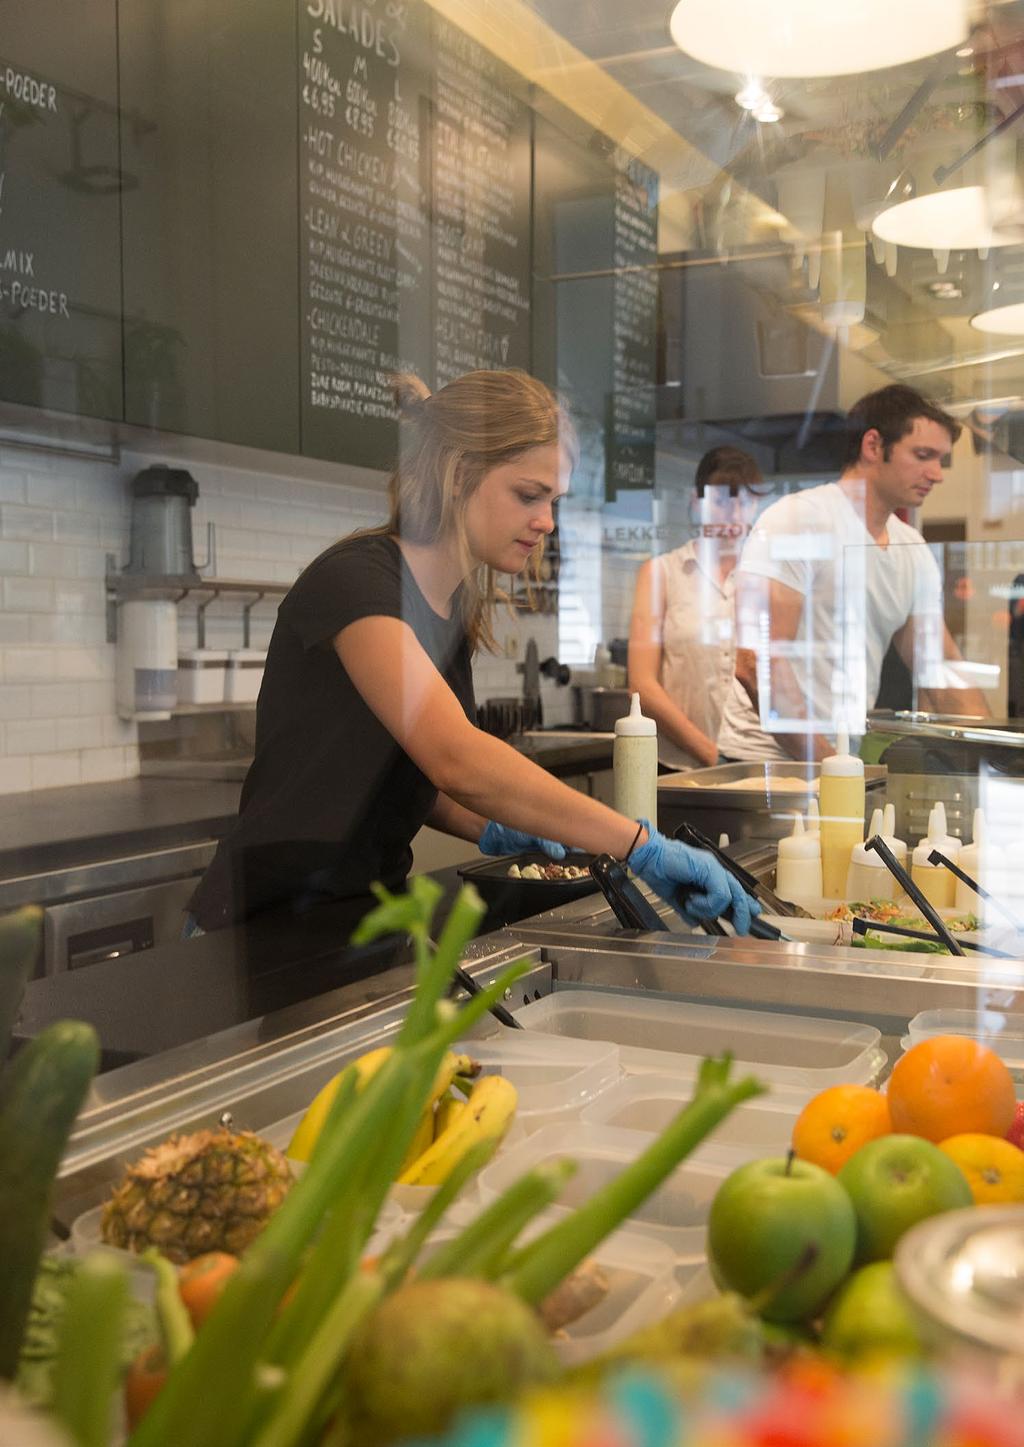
[580,1072,807,1157]
[515,990,884,1089]
[477,1121,736,1256]
[470,1032,619,1133]
[906,1008,1024,1077]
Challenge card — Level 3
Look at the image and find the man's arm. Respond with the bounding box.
[735,573,833,762]
[892,618,991,717]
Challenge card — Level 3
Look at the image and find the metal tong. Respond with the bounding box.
[863,836,965,956]
[673,820,811,919]
[927,850,1024,937]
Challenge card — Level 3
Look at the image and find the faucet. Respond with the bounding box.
[517,637,541,706]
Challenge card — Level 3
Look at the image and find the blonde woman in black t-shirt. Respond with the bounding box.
[188,370,758,939]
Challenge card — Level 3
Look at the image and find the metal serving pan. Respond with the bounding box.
[656,762,887,842]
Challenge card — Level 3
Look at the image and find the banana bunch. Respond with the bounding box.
[287,1046,480,1165]
[397,1073,518,1187]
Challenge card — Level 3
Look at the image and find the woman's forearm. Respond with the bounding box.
[427,793,487,843]
[437,728,645,857]
[628,672,718,767]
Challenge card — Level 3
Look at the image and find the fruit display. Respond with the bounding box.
[99,1128,294,1263]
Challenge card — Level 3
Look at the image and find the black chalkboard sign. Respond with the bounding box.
[429,15,532,385]
[607,150,658,495]
[0,1,122,419]
[119,0,300,452]
[297,0,433,470]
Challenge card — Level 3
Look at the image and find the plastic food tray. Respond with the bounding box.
[906,1008,1024,1077]
[470,1031,619,1133]
[514,989,884,1089]
[580,1071,807,1158]
[478,1122,737,1257]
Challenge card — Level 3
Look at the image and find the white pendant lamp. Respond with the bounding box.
[971,302,1024,336]
[872,185,1023,252]
[668,0,968,78]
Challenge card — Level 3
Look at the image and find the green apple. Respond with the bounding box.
[821,1261,925,1359]
[706,1156,856,1324]
[837,1133,972,1263]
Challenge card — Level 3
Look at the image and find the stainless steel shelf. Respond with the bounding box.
[106,570,288,647]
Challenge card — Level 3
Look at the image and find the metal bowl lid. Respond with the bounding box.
[895,1205,1024,1354]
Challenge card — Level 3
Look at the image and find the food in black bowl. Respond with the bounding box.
[457,851,599,921]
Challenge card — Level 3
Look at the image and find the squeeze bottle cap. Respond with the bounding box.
[821,725,864,778]
[882,803,897,837]
[778,812,821,861]
[848,809,886,868]
[806,798,821,833]
[912,804,944,865]
[615,691,656,736]
[971,807,984,846]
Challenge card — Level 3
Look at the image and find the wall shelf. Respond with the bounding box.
[106,570,289,647]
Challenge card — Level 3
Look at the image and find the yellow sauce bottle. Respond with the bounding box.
[911,802,959,909]
[819,727,865,900]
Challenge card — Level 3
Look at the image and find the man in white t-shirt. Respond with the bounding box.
[717,385,988,763]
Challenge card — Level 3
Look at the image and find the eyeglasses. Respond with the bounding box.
[696,479,774,500]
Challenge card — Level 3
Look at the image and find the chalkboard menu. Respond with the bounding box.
[0,1,122,419]
[606,151,658,495]
[298,0,433,469]
[120,0,299,451]
[430,17,531,385]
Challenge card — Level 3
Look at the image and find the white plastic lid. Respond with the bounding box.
[820,725,864,777]
[777,813,821,861]
[615,692,656,736]
[805,798,821,834]
[848,808,886,868]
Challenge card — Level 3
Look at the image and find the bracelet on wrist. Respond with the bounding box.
[622,821,645,862]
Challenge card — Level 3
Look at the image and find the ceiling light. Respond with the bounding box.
[872,185,1021,251]
[735,79,767,110]
[971,302,1024,335]
[668,0,968,78]
[753,99,783,123]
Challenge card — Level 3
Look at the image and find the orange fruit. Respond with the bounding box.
[791,1084,892,1174]
[887,1036,1016,1143]
[938,1133,1024,1204]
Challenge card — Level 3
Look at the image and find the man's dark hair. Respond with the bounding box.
[844,385,961,466]
[695,445,764,496]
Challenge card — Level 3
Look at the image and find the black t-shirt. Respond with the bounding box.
[190,533,475,931]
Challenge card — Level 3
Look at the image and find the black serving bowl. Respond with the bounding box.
[457,851,599,921]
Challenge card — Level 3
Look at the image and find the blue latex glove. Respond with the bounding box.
[479,821,567,860]
[628,821,760,935]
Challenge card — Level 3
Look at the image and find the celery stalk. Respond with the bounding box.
[377,1137,500,1291]
[142,1249,194,1364]
[416,1159,577,1283]
[503,1055,764,1306]
[51,1251,128,1447]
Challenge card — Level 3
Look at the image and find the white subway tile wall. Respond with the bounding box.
[0,444,570,795]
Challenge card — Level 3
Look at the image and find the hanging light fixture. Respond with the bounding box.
[872,185,1021,252]
[668,0,968,79]
[971,301,1024,335]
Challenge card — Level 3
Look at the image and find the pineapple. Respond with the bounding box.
[100,1128,293,1263]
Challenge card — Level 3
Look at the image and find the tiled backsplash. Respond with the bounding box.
[0,442,569,796]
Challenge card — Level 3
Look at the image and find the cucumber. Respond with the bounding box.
[0,906,42,1063]
[0,1018,99,1379]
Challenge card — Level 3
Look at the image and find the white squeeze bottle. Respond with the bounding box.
[613,692,658,828]
[911,803,959,909]
[819,727,866,899]
[881,803,909,870]
[955,807,984,914]
[805,798,821,836]
[846,808,895,901]
[776,813,822,904]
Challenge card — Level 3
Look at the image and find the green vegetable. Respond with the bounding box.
[16,1254,156,1410]
[50,1251,128,1447]
[0,1019,99,1379]
[501,1054,765,1307]
[851,935,949,954]
[142,1250,194,1365]
[0,905,42,1063]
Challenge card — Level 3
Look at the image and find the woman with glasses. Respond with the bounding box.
[627,446,768,770]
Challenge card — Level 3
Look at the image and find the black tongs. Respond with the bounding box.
[674,820,810,920]
[590,853,789,942]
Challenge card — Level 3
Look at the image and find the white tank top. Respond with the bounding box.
[654,540,737,770]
